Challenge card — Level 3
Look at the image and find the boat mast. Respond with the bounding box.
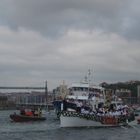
[45,80,48,111]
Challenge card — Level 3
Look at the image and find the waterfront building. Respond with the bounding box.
[115,89,131,104]
[0,95,8,109]
[15,91,54,110]
[137,85,140,103]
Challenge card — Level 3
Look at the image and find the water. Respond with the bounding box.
[0,110,140,140]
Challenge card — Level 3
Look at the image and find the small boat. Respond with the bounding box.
[10,113,46,122]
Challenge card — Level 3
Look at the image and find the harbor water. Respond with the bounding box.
[0,110,140,140]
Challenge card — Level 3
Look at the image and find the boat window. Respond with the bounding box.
[83,88,87,91]
[80,87,82,91]
[85,88,88,91]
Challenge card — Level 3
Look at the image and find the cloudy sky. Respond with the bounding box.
[0,0,140,90]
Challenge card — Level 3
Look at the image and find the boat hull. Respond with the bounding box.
[10,114,46,122]
[60,115,126,128]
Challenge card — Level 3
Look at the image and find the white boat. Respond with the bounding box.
[59,79,135,127]
[53,70,135,127]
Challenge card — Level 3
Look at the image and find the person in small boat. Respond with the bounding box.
[20,109,25,115]
[32,110,35,116]
[34,109,39,116]
[32,108,42,117]
[38,107,42,117]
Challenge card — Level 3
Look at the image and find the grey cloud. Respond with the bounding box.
[0,0,139,40]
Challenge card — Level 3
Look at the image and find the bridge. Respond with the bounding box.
[0,87,45,90]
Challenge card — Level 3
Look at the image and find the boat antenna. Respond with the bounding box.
[91,67,94,84]
[88,69,91,84]
[88,69,91,95]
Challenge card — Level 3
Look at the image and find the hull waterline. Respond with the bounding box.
[60,116,127,128]
[10,114,46,122]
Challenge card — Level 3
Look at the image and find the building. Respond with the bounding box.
[0,95,8,109]
[115,89,132,104]
[137,85,140,103]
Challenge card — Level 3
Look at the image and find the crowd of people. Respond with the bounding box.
[62,98,134,121]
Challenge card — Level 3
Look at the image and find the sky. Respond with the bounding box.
[0,0,140,90]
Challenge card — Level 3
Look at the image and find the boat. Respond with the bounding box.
[10,113,46,122]
[10,108,46,122]
[55,70,135,127]
[59,92,134,127]
[10,81,48,122]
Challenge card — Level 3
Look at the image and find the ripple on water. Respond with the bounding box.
[0,110,140,140]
